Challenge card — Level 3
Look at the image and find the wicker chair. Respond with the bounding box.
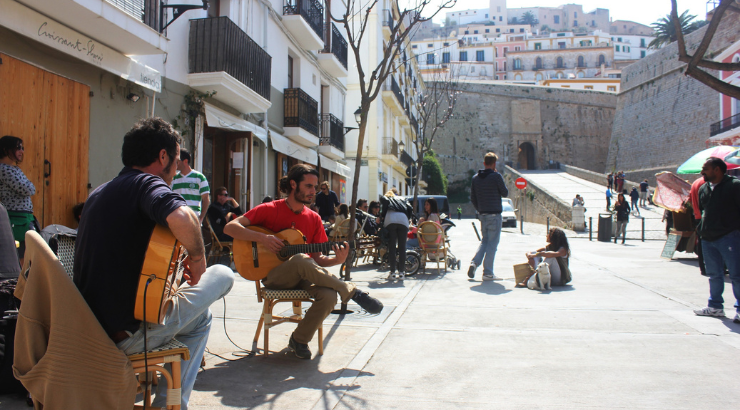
[205,219,233,266]
[416,221,448,273]
[251,281,324,357]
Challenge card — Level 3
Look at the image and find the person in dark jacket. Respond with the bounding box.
[315,181,340,222]
[629,187,640,216]
[379,189,414,280]
[613,193,630,244]
[468,152,509,280]
[693,157,740,323]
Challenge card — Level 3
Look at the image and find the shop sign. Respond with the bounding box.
[379,172,388,183]
[0,0,162,92]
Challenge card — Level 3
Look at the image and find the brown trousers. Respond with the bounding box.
[261,254,356,344]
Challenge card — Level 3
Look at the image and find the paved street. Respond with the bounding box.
[519,170,671,241]
[3,220,740,409]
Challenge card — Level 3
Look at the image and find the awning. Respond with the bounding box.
[204,104,267,143]
[270,132,317,165]
[0,0,162,92]
[319,155,352,178]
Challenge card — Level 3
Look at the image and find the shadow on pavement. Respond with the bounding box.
[468,280,511,295]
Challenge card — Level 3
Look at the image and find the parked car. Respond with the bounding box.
[502,198,517,228]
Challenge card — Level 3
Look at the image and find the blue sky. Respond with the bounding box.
[426,0,711,27]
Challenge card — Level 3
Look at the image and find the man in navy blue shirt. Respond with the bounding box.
[74,118,233,409]
[315,181,340,221]
[639,179,649,207]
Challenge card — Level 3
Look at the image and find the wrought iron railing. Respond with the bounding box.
[400,150,414,167]
[710,113,740,137]
[189,17,272,101]
[325,24,348,69]
[382,137,399,156]
[106,0,159,31]
[390,76,404,108]
[284,88,319,136]
[284,0,324,39]
[410,113,418,135]
[382,9,393,27]
[320,113,345,151]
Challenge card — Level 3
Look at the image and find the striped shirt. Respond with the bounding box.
[171,170,210,213]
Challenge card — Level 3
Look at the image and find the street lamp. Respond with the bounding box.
[398,140,405,152]
[343,107,362,135]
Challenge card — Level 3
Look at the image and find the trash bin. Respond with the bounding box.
[572,206,586,231]
[598,213,612,242]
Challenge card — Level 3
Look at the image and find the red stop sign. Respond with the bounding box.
[515,177,527,189]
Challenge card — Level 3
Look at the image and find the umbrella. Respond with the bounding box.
[676,146,739,174]
[725,149,740,165]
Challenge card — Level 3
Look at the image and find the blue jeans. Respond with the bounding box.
[116,265,235,409]
[701,230,740,312]
[472,214,502,275]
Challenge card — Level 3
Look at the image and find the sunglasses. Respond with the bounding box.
[218,193,228,196]
[16,146,24,151]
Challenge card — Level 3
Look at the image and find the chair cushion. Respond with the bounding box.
[261,288,312,300]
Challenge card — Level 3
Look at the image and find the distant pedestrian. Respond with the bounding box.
[0,135,37,264]
[639,179,649,207]
[605,188,612,211]
[607,173,614,192]
[468,152,509,281]
[616,171,625,193]
[662,209,673,236]
[457,205,462,220]
[315,180,340,222]
[629,187,640,216]
[613,193,630,244]
[693,157,740,323]
[572,194,584,207]
[171,148,210,225]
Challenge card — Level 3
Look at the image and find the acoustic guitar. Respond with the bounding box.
[233,226,374,281]
[134,224,186,324]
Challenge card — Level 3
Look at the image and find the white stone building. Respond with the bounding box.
[346,1,424,202]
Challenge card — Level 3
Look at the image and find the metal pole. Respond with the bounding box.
[520,215,524,234]
[547,217,550,233]
[642,218,645,242]
[589,217,592,241]
[472,222,481,241]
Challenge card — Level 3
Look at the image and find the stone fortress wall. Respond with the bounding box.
[605,12,740,185]
[429,81,617,188]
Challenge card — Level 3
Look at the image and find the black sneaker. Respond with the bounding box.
[467,263,476,278]
[351,289,383,314]
[289,334,311,359]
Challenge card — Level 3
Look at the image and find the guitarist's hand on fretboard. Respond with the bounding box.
[331,242,350,264]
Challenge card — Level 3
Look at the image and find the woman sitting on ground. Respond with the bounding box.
[418,198,440,224]
[517,227,571,287]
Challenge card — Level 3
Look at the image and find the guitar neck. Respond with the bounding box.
[281,241,354,257]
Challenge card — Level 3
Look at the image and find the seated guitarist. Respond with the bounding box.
[73,118,234,409]
[224,164,383,359]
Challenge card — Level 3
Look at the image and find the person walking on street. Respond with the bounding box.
[639,179,649,207]
[171,148,210,225]
[468,152,509,280]
[315,181,340,222]
[607,173,614,192]
[605,188,612,211]
[379,190,414,280]
[457,206,462,220]
[613,193,630,244]
[693,158,740,323]
[629,187,640,216]
[572,194,584,207]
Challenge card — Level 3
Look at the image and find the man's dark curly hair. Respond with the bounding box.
[279,164,319,194]
[121,118,181,168]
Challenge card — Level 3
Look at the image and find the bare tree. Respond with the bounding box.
[410,64,461,208]
[671,0,740,99]
[331,0,457,274]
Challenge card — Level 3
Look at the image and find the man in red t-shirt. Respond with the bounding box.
[225,164,383,359]
[689,176,707,276]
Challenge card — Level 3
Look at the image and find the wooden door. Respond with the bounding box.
[0,53,89,228]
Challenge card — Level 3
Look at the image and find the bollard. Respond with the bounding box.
[642,218,645,242]
[547,217,550,233]
[520,215,524,234]
[589,217,593,241]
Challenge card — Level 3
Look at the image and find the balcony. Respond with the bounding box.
[382,77,405,116]
[382,137,399,162]
[400,149,415,167]
[283,0,324,50]
[382,9,393,39]
[189,17,272,114]
[317,24,348,77]
[409,113,419,136]
[284,88,320,146]
[17,0,167,54]
[709,113,740,137]
[319,114,345,160]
